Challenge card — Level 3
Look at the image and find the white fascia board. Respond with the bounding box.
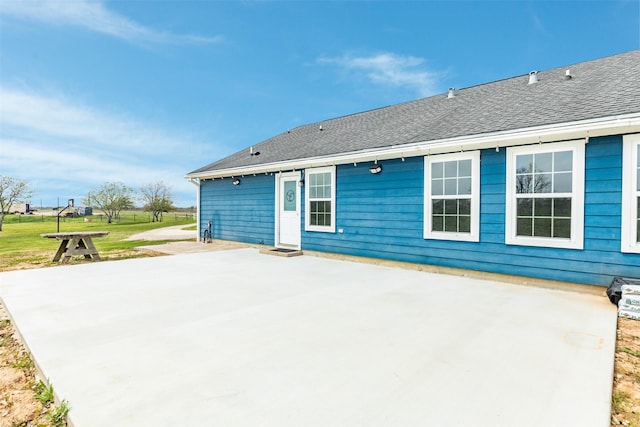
[185,113,640,180]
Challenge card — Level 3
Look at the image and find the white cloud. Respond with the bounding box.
[0,87,218,206]
[318,53,442,97]
[0,0,222,45]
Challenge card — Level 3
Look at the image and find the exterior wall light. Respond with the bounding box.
[232,178,241,186]
[369,163,382,174]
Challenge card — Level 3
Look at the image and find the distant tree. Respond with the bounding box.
[0,176,33,231]
[140,182,175,222]
[84,182,133,223]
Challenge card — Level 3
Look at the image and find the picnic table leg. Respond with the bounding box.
[76,238,91,260]
[60,237,102,263]
[83,238,101,261]
[52,239,70,262]
[61,237,82,264]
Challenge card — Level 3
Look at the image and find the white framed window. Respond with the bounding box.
[305,166,336,233]
[505,140,585,249]
[424,151,480,242]
[622,133,640,253]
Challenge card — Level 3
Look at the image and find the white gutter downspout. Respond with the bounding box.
[188,178,201,242]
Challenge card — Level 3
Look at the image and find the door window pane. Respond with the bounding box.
[283,181,296,211]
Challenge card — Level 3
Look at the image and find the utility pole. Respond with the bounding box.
[57,198,72,233]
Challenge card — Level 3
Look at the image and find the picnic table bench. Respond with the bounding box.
[41,231,109,264]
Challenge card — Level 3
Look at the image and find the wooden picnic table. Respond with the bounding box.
[41,231,109,264]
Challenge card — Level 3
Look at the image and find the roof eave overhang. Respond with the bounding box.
[185,113,640,180]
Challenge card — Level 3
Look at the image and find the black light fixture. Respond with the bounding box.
[369,162,382,174]
[232,178,241,186]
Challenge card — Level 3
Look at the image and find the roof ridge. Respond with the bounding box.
[282,49,640,134]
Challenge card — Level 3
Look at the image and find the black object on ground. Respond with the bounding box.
[607,277,640,305]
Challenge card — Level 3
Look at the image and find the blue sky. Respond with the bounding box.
[1,1,639,207]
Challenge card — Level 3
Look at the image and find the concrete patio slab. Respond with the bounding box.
[0,249,616,427]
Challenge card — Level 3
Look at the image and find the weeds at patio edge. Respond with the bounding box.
[0,306,70,426]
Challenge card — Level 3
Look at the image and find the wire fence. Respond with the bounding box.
[4,211,195,225]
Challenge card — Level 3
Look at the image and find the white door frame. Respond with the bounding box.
[274,171,301,249]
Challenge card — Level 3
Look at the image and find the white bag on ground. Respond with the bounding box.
[618,303,640,313]
[621,284,640,295]
[619,294,640,306]
[619,309,640,320]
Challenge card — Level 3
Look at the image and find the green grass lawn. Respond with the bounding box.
[0,212,195,271]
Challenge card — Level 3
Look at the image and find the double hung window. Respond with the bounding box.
[505,140,584,249]
[305,166,336,232]
[424,151,480,241]
[622,134,640,253]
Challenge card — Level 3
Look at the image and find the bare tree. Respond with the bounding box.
[516,167,551,194]
[83,182,133,223]
[140,182,174,222]
[0,176,33,231]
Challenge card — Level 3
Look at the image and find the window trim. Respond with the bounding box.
[424,151,480,242]
[505,139,585,250]
[622,133,640,253]
[304,166,336,233]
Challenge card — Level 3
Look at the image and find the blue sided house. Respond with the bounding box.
[186,50,640,287]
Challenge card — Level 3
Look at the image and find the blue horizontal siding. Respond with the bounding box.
[199,134,640,287]
[300,136,640,286]
[200,174,275,245]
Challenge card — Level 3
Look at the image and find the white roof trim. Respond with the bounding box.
[185,113,640,180]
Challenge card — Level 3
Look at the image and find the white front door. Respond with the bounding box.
[276,172,301,248]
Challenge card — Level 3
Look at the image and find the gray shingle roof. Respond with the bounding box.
[189,50,640,176]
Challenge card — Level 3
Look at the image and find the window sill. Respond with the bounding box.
[424,232,479,242]
[506,235,583,250]
[305,226,336,233]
